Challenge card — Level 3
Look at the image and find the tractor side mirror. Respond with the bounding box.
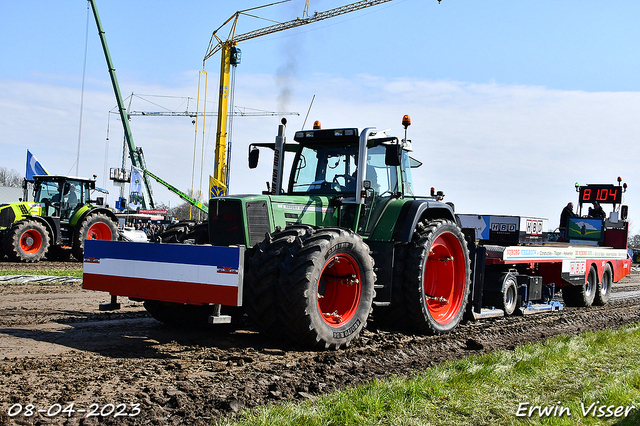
[249,148,260,169]
[385,143,402,166]
[621,205,628,221]
[96,197,104,206]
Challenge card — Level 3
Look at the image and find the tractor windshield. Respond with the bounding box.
[289,144,401,197]
[290,145,359,194]
[33,180,60,203]
[366,145,398,196]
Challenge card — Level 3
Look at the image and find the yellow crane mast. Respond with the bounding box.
[203,0,396,197]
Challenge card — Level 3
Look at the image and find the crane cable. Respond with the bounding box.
[74,2,92,178]
[191,70,207,221]
[197,71,209,221]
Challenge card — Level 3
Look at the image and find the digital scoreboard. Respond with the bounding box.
[579,185,622,204]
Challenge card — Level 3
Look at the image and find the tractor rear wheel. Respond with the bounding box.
[278,228,375,349]
[403,219,470,334]
[4,220,50,263]
[72,213,117,260]
[562,265,597,307]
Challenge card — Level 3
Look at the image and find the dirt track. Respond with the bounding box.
[0,261,639,425]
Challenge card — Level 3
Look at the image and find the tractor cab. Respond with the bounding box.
[249,116,422,236]
[247,116,422,236]
[288,125,417,234]
[288,127,413,198]
[33,175,101,221]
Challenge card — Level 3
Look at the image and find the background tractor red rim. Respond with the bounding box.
[20,229,43,254]
[87,222,113,240]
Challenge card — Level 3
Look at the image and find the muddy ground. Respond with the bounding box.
[0,260,639,426]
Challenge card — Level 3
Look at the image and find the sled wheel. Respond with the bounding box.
[501,273,519,316]
[72,213,117,260]
[4,220,50,262]
[279,228,375,349]
[593,263,612,306]
[563,264,597,307]
[403,219,470,334]
[243,225,314,338]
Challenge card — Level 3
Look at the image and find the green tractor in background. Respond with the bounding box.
[0,175,118,262]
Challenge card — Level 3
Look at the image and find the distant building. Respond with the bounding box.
[0,186,23,204]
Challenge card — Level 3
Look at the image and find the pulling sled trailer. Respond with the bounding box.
[460,179,631,318]
[83,117,632,349]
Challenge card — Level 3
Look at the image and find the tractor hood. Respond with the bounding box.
[208,194,340,248]
[0,202,45,229]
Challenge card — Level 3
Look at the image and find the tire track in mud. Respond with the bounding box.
[0,274,639,425]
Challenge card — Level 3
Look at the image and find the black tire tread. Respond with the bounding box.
[243,225,314,338]
[593,263,612,306]
[278,227,376,349]
[563,265,597,307]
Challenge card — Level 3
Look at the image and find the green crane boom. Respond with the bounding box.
[144,170,208,214]
[88,0,155,209]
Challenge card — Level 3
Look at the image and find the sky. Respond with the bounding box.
[1,0,639,234]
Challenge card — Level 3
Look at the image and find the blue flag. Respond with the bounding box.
[25,150,49,181]
[128,166,144,211]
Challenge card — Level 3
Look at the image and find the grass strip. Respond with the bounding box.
[220,324,640,426]
[0,270,82,278]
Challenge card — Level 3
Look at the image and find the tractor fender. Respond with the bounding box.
[0,204,17,229]
[0,202,46,229]
[392,200,456,242]
[71,206,118,228]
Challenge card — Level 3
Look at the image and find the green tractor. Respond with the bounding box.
[137,116,471,348]
[0,175,118,262]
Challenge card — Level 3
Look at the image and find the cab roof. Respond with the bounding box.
[33,175,97,185]
[293,128,360,146]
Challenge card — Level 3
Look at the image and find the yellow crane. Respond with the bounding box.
[202,0,397,197]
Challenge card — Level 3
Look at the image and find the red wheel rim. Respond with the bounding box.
[20,229,43,254]
[423,232,466,325]
[317,253,362,326]
[87,222,113,240]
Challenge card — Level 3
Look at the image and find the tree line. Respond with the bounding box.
[0,167,21,187]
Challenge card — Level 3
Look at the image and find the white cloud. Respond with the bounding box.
[1,74,638,236]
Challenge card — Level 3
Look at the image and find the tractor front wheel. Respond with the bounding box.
[243,225,314,338]
[72,213,117,260]
[4,220,50,263]
[403,219,470,334]
[279,228,375,349]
